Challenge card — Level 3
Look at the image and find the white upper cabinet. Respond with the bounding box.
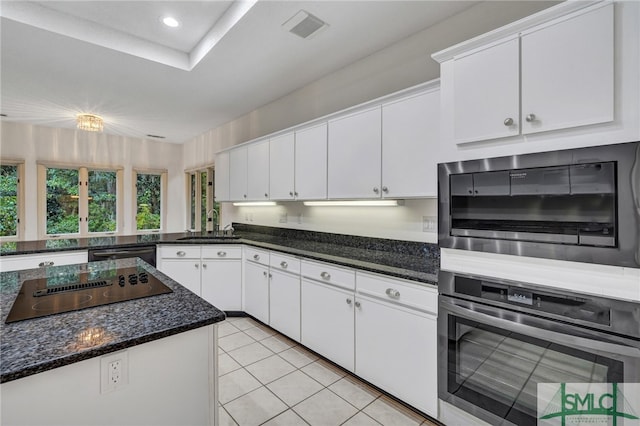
[328,107,382,199]
[382,89,440,197]
[453,37,520,144]
[247,139,270,201]
[437,2,616,146]
[229,146,248,201]
[269,132,295,200]
[295,123,328,200]
[214,151,230,202]
[520,4,613,135]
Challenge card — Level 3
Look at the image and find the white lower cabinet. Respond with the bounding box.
[157,245,242,311]
[269,253,301,341]
[301,278,355,372]
[0,250,88,272]
[355,274,438,417]
[201,246,242,311]
[243,247,270,324]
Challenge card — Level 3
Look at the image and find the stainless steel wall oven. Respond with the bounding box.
[438,141,640,268]
[438,271,640,426]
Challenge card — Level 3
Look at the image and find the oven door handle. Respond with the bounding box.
[443,300,640,358]
[91,248,155,257]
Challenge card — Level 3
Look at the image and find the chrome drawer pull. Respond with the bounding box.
[354,301,361,308]
[195,264,199,269]
[217,251,227,257]
[280,261,288,269]
[386,288,400,298]
[346,298,352,305]
[253,254,260,261]
[263,271,268,277]
[38,261,54,267]
[202,263,207,269]
[177,251,186,257]
[320,271,331,280]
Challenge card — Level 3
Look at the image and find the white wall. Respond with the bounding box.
[186,1,558,241]
[0,121,185,240]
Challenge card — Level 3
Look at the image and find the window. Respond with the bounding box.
[187,168,217,232]
[39,165,122,237]
[88,170,117,233]
[0,162,23,239]
[135,171,164,231]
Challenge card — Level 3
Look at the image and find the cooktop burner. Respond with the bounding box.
[5,267,173,324]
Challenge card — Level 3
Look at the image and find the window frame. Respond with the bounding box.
[133,168,167,234]
[0,159,25,241]
[37,163,123,239]
[186,167,215,233]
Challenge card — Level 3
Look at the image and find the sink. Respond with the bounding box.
[177,235,240,241]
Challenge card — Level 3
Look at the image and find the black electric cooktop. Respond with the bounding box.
[5,267,173,323]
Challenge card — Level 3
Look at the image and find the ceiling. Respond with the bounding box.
[0,1,478,143]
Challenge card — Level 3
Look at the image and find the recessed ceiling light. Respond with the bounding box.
[162,16,180,28]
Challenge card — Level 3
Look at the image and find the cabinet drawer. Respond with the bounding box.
[0,251,88,272]
[270,252,300,274]
[301,260,355,290]
[244,247,269,266]
[158,245,201,259]
[201,245,242,259]
[356,272,437,314]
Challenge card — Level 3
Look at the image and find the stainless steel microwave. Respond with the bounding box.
[437,141,640,268]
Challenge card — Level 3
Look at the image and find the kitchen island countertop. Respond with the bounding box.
[0,258,225,383]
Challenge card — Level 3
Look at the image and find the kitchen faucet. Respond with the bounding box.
[207,209,219,233]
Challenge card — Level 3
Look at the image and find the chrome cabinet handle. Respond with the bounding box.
[38,261,54,267]
[294,191,299,197]
[385,288,400,298]
[243,194,247,198]
[289,191,294,197]
[253,254,260,261]
[217,251,226,257]
[202,263,207,269]
[263,271,267,277]
[320,271,331,280]
[373,187,379,194]
[264,193,268,198]
[280,261,288,269]
[382,186,388,193]
[354,301,361,308]
[195,263,199,269]
[346,298,352,305]
[177,251,186,257]
[503,117,514,126]
[269,273,272,278]
[525,114,536,122]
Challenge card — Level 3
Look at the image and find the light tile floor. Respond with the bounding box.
[218,317,439,426]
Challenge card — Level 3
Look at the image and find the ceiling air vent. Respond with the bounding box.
[283,10,328,40]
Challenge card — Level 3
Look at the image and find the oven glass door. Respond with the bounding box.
[442,306,625,425]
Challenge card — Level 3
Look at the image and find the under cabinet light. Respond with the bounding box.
[303,200,402,207]
[232,201,277,207]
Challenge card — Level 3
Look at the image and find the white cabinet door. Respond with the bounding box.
[244,261,269,324]
[295,123,327,200]
[382,91,440,198]
[269,133,295,200]
[301,279,354,371]
[269,269,301,341]
[521,3,613,135]
[247,140,270,201]
[453,37,520,144]
[355,294,437,417]
[328,107,382,199]
[201,259,242,311]
[159,259,202,296]
[214,151,230,202]
[229,147,248,201]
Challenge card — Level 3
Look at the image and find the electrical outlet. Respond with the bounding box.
[422,216,437,233]
[101,351,128,393]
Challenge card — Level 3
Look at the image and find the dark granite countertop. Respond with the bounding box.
[1,225,439,286]
[0,258,225,383]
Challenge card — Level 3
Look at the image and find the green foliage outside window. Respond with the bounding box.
[0,165,18,237]
[88,170,117,233]
[136,173,161,230]
[46,168,79,235]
